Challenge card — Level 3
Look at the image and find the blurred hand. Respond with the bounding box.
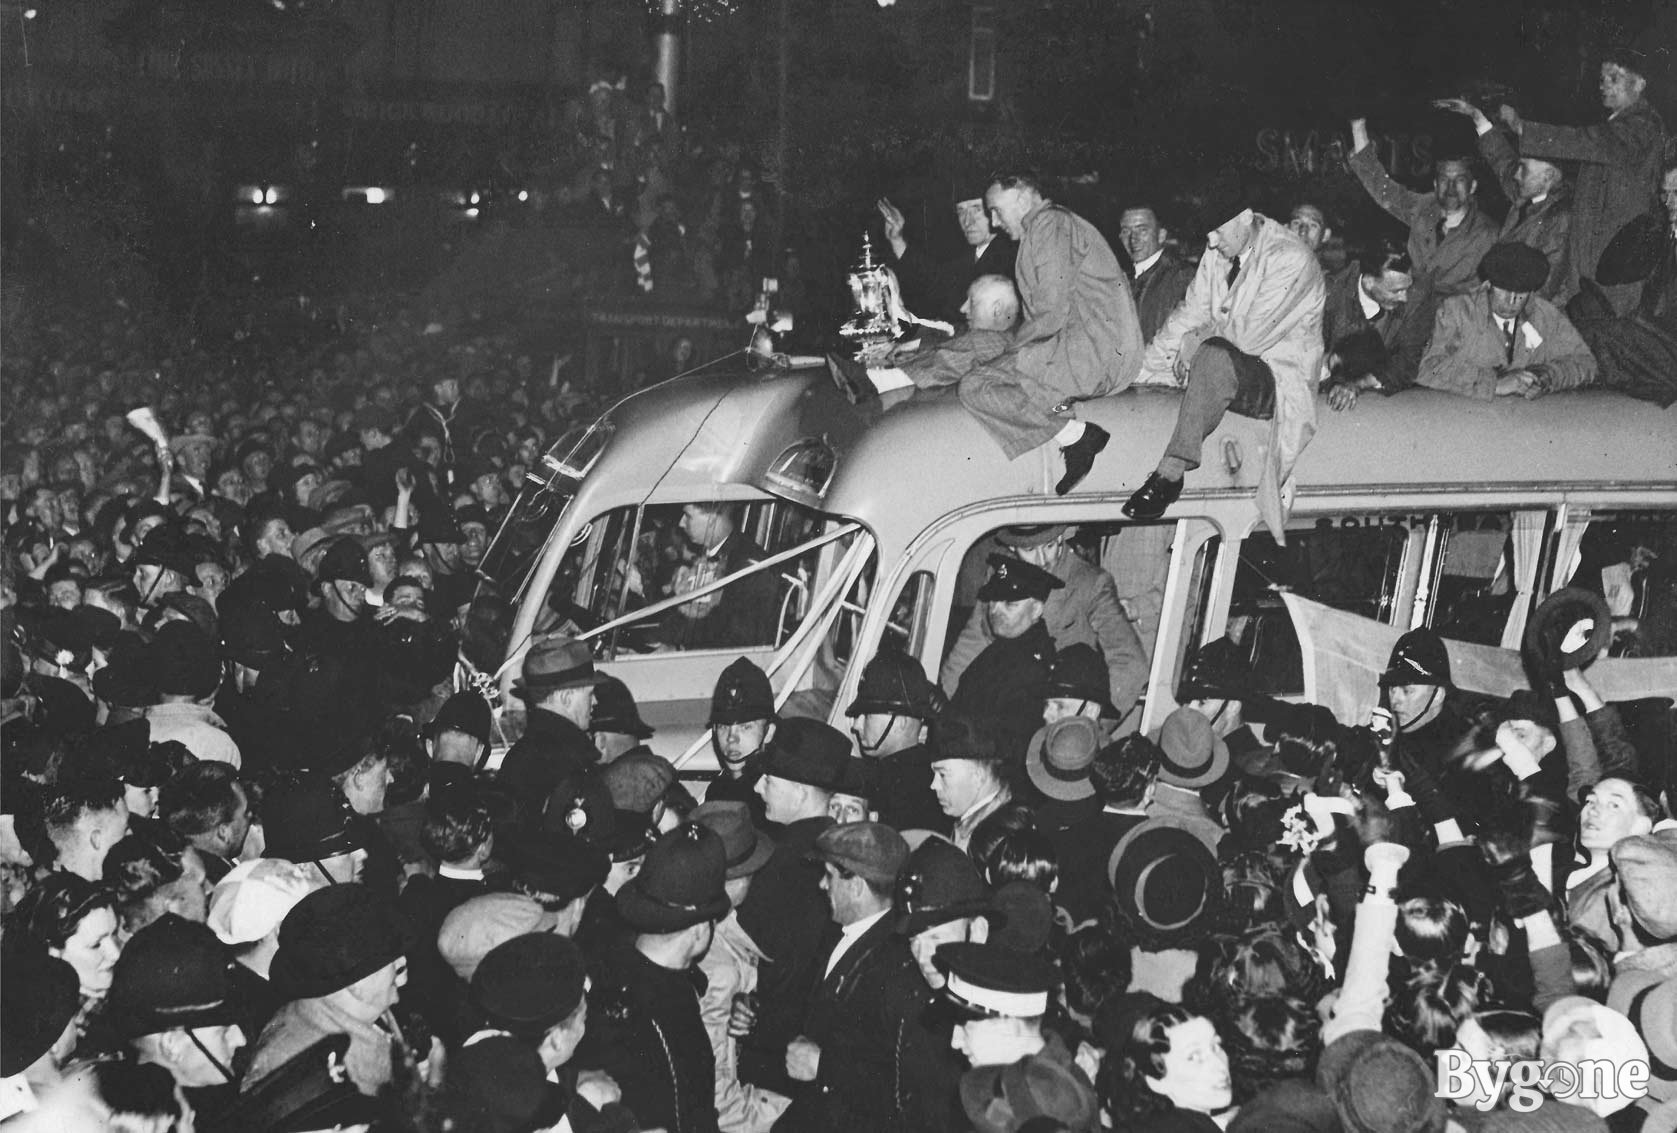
[727,995,757,1038]
[1560,618,1596,655]
[1328,384,1359,412]
[1498,104,1523,135]
[395,466,416,495]
[785,1037,821,1082]
[876,198,906,243]
[1433,98,1491,131]
[576,1070,622,1108]
[1350,118,1371,152]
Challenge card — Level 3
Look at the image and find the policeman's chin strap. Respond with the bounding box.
[1395,685,1441,735]
[187,1028,237,1084]
[854,713,902,757]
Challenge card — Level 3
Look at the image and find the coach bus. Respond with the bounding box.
[481,359,1677,772]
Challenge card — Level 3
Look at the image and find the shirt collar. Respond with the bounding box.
[958,787,1004,828]
[973,238,992,261]
[439,864,485,881]
[1356,278,1382,320]
[842,907,889,941]
[1134,249,1163,275]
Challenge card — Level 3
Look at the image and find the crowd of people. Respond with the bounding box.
[1,34,1675,1133]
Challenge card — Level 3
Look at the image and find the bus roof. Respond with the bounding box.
[590,365,1676,542]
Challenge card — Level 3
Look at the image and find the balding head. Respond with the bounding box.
[962,275,1020,332]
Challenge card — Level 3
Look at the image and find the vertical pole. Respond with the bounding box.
[773,0,790,262]
[654,0,681,113]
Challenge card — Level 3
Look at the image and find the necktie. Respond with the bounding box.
[1513,201,1530,230]
[1435,219,1449,245]
[1225,255,1241,288]
[1501,318,1517,363]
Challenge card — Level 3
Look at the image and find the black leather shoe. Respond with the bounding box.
[1122,471,1183,519]
[826,354,874,406]
[1055,422,1109,495]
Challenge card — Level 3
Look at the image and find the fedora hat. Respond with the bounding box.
[514,633,607,698]
[589,675,654,739]
[1524,587,1612,673]
[994,524,1071,550]
[759,717,852,791]
[1026,717,1102,801]
[616,823,731,933]
[470,934,588,1039]
[1107,818,1221,943]
[1155,708,1229,789]
[692,801,776,879]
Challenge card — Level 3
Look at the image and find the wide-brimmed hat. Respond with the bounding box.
[269,884,413,1001]
[514,633,607,698]
[590,675,654,738]
[929,711,1005,764]
[847,649,944,719]
[1043,644,1117,719]
[961,1053,1098,1133]
[1379,629,1452,689]
[1524,587,1612,673]
[759,717,851,791]
[106,914,243,1038]
[692,800,776,879]
[1,947,81,1077]
[1155,707,1230,789]
[895,839,997,936]
[994,524,1070,550]
[1107,817,1221,941]
[1027,717,1103,801]
[710,657,775,725]
[616,823,731,932]
[976,554,1064,603]
[471,934,588,1039]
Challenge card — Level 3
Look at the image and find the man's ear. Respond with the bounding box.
[970,917,990,945]
[1323,227,1334,245]
[762,720,777,746]
[1158,227,1170,244]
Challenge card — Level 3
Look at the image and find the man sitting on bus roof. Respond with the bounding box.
[835,173,1145,496]
[833,274,1018,403]
[1125,208,1326,534]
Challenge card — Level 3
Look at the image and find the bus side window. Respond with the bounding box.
[1563,509,1677,658]
[1226,518,1415,696]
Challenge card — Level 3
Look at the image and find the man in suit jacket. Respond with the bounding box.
[1502,48,1667,313]
[1320,239,1428,411]
[1417,243,1596,400]
[878,184,1018,326]
[1348,118,1500,317]
[1120,205,1195,344]
[777,823,915,1132]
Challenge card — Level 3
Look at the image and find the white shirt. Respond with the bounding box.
[1494,314,1517,337]
[824,907,888,979]
[1133,249,1163,276]
[972,238,993,262]
[1357,279,1382,321]
[438,864,485,881]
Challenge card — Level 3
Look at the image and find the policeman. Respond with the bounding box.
[577,823,732,1133]
[705,657,778,830]
[948,554,1063,763]
[846,649,949,834]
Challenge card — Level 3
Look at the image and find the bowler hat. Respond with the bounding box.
[1026,717,1102,801]
[847,649,944,719]
[261,774,367,863]
[1177,637,1250,701]
[471,934,588,1038]
[1379,628,1452,688]
[503,829,610,904]
[895,839,997,936]
[759,717,852,790]
[710,657,775,724]
[133,526,201,578]
[961,1052,1098,1133]
[151,622,223,700]
[1043,644,1117,718]
[1524,587,1612,673]
[0,947,81,1077]
[616,822,731,932]
[692,800,776,879]
[1155,707,1230,789]
[1108,818,1221,943]
[1478,242,1549,293]
[976,554,1064,603]
[811,821,909,887]
[269,884,413,1001]
[106,914,243,1038]
[590,675,654,738]
[449,1035,568,1133]
[514,633,607,698]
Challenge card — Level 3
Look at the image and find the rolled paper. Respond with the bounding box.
[125,406,169,447]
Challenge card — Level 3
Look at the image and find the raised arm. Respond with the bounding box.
[1348,119,1432,228]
